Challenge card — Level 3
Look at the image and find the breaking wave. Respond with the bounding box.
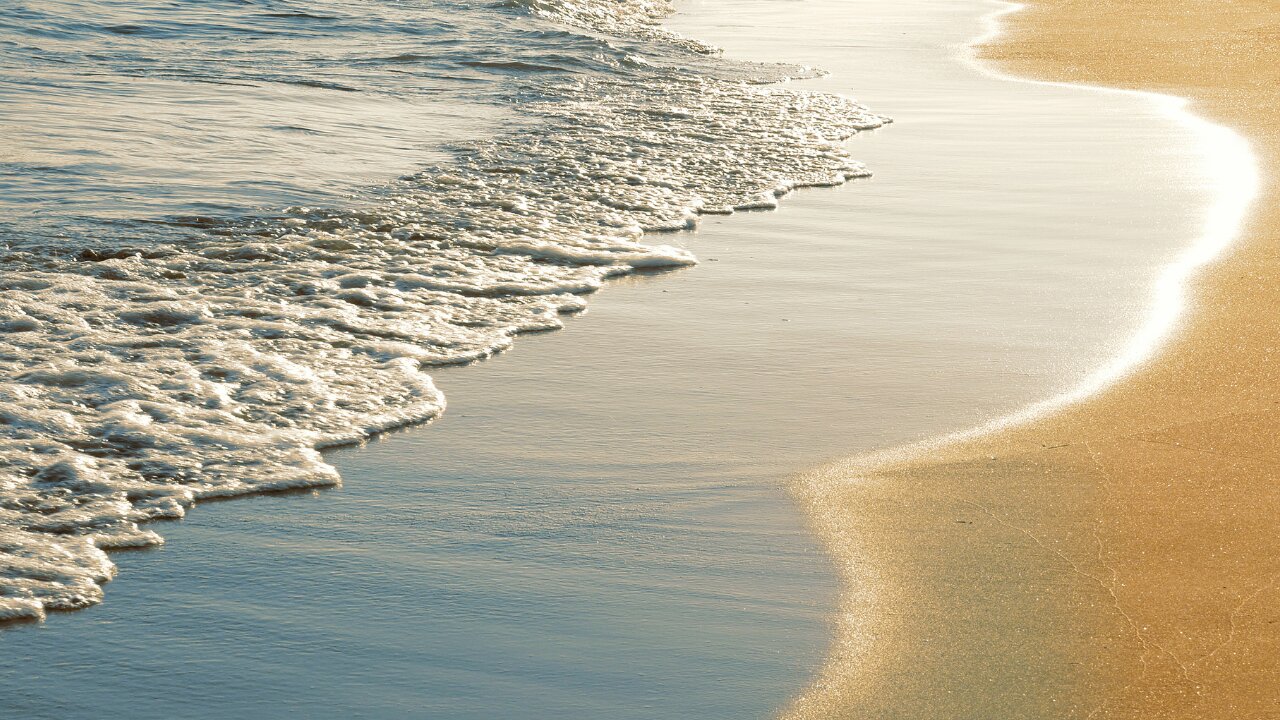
[0,0,886,621]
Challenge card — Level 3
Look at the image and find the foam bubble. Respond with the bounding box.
[0,0,887,618]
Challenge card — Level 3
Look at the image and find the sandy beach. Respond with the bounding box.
[792,1,1280,718]
[2,0,1259,717]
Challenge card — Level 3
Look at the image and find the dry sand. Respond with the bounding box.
[786,2,1280,718]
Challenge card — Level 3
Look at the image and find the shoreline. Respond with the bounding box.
[789,1,1279,717]
[956,2,1258,435]
[0,0,1242,717]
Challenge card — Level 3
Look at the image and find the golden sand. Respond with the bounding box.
[785,2,1280,717]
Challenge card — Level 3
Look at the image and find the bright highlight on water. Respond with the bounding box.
[0,0,886,621]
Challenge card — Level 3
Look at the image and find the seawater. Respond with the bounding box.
[0,0,886,620]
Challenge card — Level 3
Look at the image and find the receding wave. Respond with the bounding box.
[0,0,886,621]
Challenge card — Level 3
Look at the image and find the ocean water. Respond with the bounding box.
[0,0,1223,716]
[0,0,887,620]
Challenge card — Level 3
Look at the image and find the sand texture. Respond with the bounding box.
[786,2,1280,718]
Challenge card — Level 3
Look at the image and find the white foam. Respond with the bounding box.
[0,1,888,618]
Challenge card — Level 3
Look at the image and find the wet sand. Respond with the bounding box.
[791,2,1280,718]
[1,0,1226,717]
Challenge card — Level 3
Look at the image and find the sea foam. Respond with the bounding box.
[0,0,886,620]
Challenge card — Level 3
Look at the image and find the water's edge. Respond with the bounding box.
[780,2,1259,716]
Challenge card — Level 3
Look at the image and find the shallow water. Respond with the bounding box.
[0,0,885,620]
[0,0,1217,718]
[1,0,500,228]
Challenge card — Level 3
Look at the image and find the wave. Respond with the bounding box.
[0,0,887,621]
